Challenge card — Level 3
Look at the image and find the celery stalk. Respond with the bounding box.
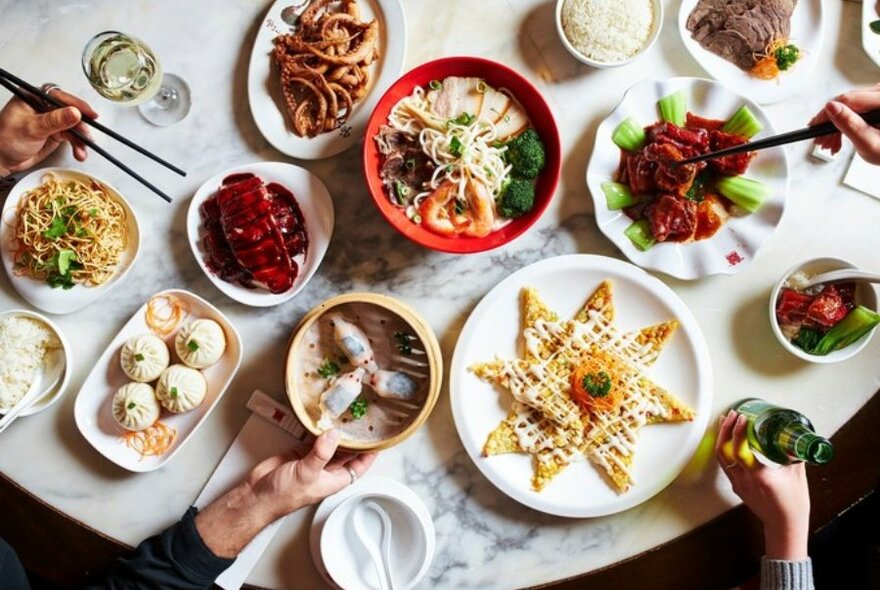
[657,91,687,127]
[601,182,637,210]
[624,219,655,251]
[717,176,772,213]
[612,118,646,152]
[811,306,880,355]
[722,105,763,139]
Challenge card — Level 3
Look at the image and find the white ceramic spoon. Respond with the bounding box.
[803,269,880,289]
[365,500,397,590]
[0,349,64,433]
[351,501,394,590]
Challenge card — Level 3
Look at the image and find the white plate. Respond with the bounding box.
[586,77,789,281]
[0,167,141,315]
[678,0,824,105]
[450,255,713,518]
[247,0,407,159]
[186,162,334,307]
[864,0,880,68]
[73,289,243,473]
[0,309,71,417]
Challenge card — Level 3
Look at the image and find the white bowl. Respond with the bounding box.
[0,309,71,417]
[186,161,334,307]
[0,167,141,315]
[555,0,663,68]
[770,258,879,364]
[313,477,434,590]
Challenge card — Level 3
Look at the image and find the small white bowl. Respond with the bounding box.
[770,258,879,364]
[555,0,663,68]
[0,309,71,416]
[313,477,434,590]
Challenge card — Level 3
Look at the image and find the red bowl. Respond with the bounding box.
[362,56,562,254]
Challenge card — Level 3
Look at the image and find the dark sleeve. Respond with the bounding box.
[0,537,30,590]
[85,507,235,590]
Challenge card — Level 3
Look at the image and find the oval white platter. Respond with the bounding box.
[450,254,713,518]
[678,0,824,105]
[587,77,789,281]
[247,0,407,159]
[864,0,880,68]
[0,167,141,315]
[186,161,334,307]
[73,289,243,473]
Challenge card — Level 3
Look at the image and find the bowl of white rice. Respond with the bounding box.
[0,309,70,417]
[556,0,662,68]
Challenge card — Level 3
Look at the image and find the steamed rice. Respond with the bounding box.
[0,316,60,409]
[561,0,654,63]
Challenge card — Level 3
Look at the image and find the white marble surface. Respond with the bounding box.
[1,1,879,589]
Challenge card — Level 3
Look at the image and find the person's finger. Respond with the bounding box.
[826,101,880,156]
[345,452,377,477]
[248,453,289,483]
[51,88,100,120]
[834,87,880,114]
[27,106,81,138]
[300,429,340,476]
[715,411,736,460]
[731,414,757,469]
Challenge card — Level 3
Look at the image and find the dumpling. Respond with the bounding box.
[175,319,226,369]
[120,334,170,382]
[156,364,207,413]
[112,382,160,431]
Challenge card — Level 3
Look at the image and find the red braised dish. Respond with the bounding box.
[201,173,309,294]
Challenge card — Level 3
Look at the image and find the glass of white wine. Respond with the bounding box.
[82,31,191,127]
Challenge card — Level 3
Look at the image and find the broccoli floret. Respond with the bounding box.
[774,44,800,72]
[498,178,535,218]
[504,128,546,179]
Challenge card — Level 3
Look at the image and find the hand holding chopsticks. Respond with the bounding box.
[810,84,880,164]
[0,68,185,203]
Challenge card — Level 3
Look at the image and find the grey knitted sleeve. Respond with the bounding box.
[760,558,814,590]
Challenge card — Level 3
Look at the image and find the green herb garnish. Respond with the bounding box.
[476,80,487,94]
[405,158,416,170]
[429,80,441,90]
[685,171,708,202]
[187,340,200,352]
[449,136,463,158]
[349,397,368,419]
[394,331,413,355]
[45,249,80,289]
[773,44,800,72]
[317,358,341,378]
[871,20,880,34]
[450,112,476,127]
[393,180,411,204]
[127,402,136,410]
[42,216,68,240]
[582,371,612,398]
[134,353,145,362]
[170,386,179,398]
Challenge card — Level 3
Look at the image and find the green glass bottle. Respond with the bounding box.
[733,398,834,465]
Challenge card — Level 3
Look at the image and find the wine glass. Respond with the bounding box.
[82,31,191,127]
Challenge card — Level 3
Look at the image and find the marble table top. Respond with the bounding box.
[1,0,879,588]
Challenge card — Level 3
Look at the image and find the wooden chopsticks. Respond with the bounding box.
[675,108,880,167]
[0,68,185,203]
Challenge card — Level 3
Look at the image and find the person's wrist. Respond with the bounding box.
[763,520,809,560]
[250,482,305,521]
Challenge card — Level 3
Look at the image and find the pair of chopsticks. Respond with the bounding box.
[0,68,184,203]
[676,108,880,167]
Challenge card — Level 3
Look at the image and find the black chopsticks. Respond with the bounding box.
[0,68,184,203]
[675,108,880,167]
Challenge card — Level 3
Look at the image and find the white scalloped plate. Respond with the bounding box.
[586,77,789,281]
[248,0,406,159]
[678,0,824,105]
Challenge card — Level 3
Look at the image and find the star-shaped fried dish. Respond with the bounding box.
[470,280,694,493]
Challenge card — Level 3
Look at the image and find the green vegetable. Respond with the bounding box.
[717,176,772,213]
[624,219,656,251]
[405,158,416,170]
[450,112,476,127]
[612,117,647,152]
[774,44,800,72]
[476,80,487,93]
[134,353,145,362]
[582,371,612,398]
[57,249,76,276]
[429,80,441,91]
[394,331,413,355]
[601,182,637,210]
[722,105,763,139]
[503,128,546,179]
[170,387,179,398]
[498,178,535,218]
[871,20,880,34]
[317,359,341,378]
[45,249,81,290]
[685,171,708,203]
[349,397,368,420]
[393,180,411,204]
[127,402,136,410]
[42,216,68,240]
[811,306,880,356]
[792,327,821,352]
[187,340,200,352]
[657,90,687,127]
[450,135,464,158]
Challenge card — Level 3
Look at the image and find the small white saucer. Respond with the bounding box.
[310,477,434,590]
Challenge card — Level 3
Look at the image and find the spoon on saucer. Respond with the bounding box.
[351,500,396,590]
[0,350,64,433]
[803,269,880,289]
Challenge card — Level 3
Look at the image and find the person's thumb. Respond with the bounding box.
[826,101,872,151]
[29,106,81,138]
[300,429,340,477]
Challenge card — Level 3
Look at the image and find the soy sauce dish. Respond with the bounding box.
[285,293,442,451]
[771,258,880,363]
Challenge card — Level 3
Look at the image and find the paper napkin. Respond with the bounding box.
[844,153,880,200]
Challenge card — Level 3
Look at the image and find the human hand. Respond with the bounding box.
[809,84,880,164]
[0,88,99,176]
[716,411,810,561]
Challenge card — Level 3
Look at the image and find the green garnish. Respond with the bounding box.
[394,180,411,204]
[503,128,546,180]
[394,331,413,355]
[871,20,880,34]
[601,181,638,210]
[773,44,800,72]
[134,353,145,362]
[624,219,656,251]
[127,402,136,410]
[450,135,464,158]
[582,371,612,398]
[685,171,708,203]
[56,249,76,276]
[612,117,647,152]
[187,340,200,352]
[405,158,416,170]
[454,200,465,215]
[317,358,341,378]
[450,112,476,127]
[43,216,68,239]
[792,327,821,353]
[476,80,487,93]
[811,306,880,356]
[657,91,687,127]
[498,178,535,218]
[88,208,98,216]
[349,397,368,420]
[45,249,80,290]
[429,80,441,91]
[170,386,179,398]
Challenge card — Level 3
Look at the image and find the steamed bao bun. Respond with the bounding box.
[112,382,161,431]
[120,334,170,382]
[156,364,207,413]
[175,319,226,369]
